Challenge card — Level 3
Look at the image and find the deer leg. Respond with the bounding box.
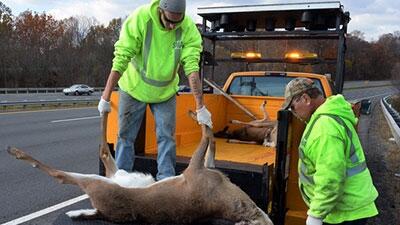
[204,136,216,169]
[8,147,111,185]
[99,144,118,178]
[230,119,248,125]
[100,113,118,178]
[260,101,269,121]
[231,119,275,128]
[227,139,259,145]
[66,209,104,220]
[187,110,217,170]
[7,147,86,185]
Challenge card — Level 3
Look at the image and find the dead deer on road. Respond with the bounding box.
[215,101,277,147]
[7,111,273,225]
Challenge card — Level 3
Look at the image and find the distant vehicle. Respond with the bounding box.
[63,84,94,95]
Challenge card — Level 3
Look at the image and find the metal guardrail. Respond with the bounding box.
[0,87,104,94]
[381,95,400,146]
[0,99,98,109]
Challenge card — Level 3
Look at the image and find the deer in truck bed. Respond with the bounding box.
[215,101,277,147]
[7,112,273,225]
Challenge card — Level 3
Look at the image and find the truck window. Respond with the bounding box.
[227,76,325,97]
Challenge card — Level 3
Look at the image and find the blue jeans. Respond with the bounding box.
[115,91,176,180]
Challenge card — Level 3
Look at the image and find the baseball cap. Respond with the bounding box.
[159,0,186,13]
[281,78,316,110]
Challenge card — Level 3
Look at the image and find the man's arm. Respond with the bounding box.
[187,71,212,128]
[97,71,121,115]
[102,71,121,101]
[187,71,203,110]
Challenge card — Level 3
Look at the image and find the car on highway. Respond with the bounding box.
[63,84,94,95]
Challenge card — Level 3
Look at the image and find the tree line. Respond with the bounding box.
[0,1,399,88]
[0,2,121,88]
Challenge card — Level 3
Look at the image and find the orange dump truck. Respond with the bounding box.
[103,2,350,225]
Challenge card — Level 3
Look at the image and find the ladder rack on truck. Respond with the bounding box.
[198,1,350,93]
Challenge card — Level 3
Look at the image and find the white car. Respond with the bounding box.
[63,84,94,95]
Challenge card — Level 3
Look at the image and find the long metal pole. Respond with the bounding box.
[204,78,257,120]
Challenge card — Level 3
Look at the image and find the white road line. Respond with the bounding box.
[51,116,100,123]
[1,194,89,225]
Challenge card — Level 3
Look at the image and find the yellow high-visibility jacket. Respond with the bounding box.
[112,0,202,103]
[298,95,378,224]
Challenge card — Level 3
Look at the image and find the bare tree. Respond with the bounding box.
[13,11,64,87]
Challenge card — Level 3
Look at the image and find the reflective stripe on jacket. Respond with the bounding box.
[112,0,202,103]
[298,95,378,224]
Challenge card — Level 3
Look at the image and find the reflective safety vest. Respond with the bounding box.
[131,20,182,88]
[298,113,367,205]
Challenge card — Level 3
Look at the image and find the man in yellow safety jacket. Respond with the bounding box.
[98,0,212,181]
[282,78,378,225]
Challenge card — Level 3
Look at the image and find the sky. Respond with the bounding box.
[2,0,400,41]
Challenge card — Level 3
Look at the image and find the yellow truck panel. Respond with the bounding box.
[107,92,278,166]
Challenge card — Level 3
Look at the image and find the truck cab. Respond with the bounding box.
[104,2,350,225]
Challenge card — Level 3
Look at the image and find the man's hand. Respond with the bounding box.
[98,98,111,116]
[306,216,323,225]
[196,106,213,128]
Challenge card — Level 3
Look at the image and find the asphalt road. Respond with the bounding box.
[0,82,398,225]
[343,85,398,101]
[0,108,100,224]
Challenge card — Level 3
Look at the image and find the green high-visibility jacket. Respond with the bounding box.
[298,95,378,224]
[112,0,202,103]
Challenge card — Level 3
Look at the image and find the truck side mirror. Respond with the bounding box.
[351,98,372,117]
[360,99,372,115]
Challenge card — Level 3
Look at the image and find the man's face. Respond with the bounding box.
[160,9,184,30]
[289,93,313,122]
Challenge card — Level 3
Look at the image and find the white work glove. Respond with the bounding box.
[306,216,323,225]
[196,106,213,128]
[98,97,111,116]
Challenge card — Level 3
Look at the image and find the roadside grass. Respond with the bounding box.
[390,94,400,111]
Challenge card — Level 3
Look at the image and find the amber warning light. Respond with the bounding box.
[284,52,318,60]
[231,51,262,60]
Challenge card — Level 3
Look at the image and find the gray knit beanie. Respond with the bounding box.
[159,0,186,13]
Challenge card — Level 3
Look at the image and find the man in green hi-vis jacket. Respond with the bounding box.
[98,0,212,181]
[282,78,378,225]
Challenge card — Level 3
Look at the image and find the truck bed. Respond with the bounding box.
[147,137,276,168]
